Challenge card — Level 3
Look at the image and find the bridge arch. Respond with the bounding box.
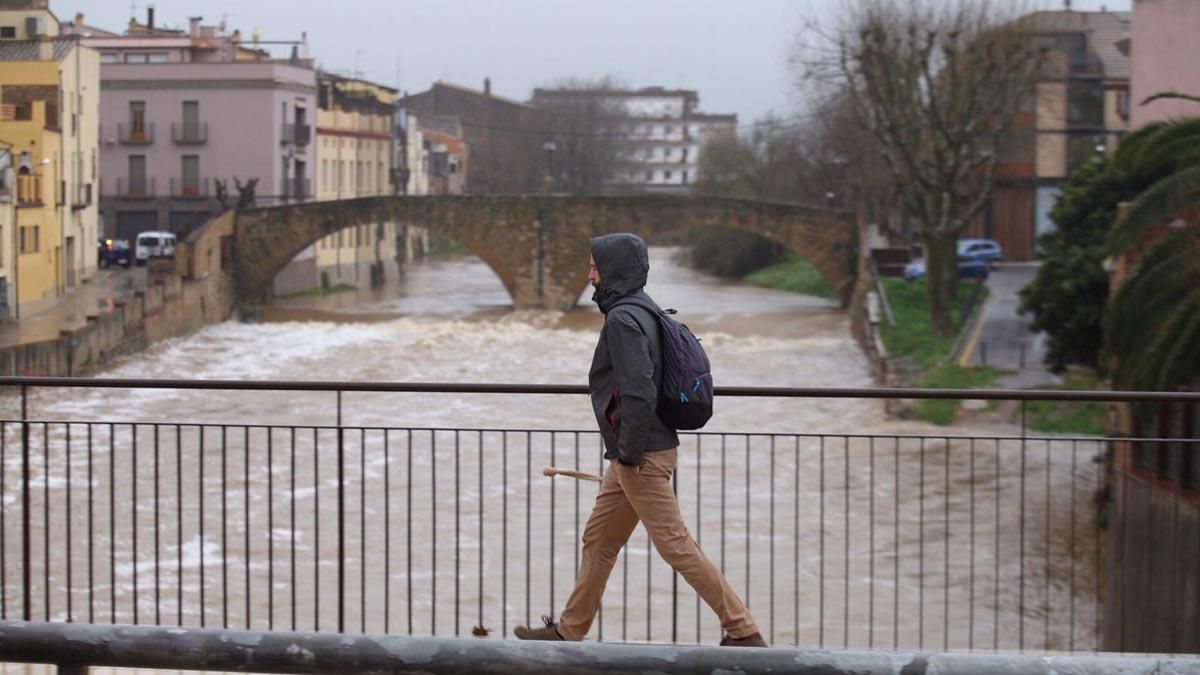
[231,195,856,310]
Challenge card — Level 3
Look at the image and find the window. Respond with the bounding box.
[1067,81,1104,127]
[100,52,118,64]
[13,103,31,121]
[147,52,168,63]
[682,171,688,184]
[664,148,672,159]
[664,170,673,181]
[128,155,147,195]
[19,225,39,254]
[682,147,689,162]
[645,170,654,182]
[0,26,15,39]
[125,53,148,64]
[129,101,146,134]
[182,100,199,128]
[1067,133,1107,175]
[181,155,199,194]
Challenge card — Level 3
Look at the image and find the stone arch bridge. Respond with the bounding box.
[231,195,857,310]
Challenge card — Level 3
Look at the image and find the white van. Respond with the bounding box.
[134,231,177,265]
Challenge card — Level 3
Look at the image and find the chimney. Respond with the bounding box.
[147,5,155,31]
[189,17,201,38]
[483,77,491,97]
[37,35,52,60]
[74,12,84,26]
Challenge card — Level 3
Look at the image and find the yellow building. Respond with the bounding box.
[0,0,101,318]
[313,73,397,288]
[0,148,14,316]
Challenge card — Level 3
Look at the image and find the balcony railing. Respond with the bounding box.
[72,182,93,209]
[281,123,313,146]
[118,123,155,146]
[115,176,156,199]
[282,177,311,201]
[172,122,208,145]
[170,177,210,199]
[15,174,43,207]
[0,378,1196,653]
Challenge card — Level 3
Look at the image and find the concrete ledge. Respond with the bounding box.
[1,621,1199,675]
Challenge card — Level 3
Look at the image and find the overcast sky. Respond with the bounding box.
[62,0,1131,124]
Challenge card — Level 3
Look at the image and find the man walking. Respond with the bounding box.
[514,233,765,647]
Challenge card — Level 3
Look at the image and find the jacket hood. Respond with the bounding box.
[590,233,649,312]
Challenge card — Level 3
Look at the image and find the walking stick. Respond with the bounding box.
[542,466,603,483]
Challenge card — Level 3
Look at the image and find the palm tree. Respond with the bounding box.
[1103,95,1200,391]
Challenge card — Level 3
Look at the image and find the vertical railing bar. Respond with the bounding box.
[44,423,51,622]
[769,435,775,646]
[221,425,228,629]
[501,431,508,639]
[384,429,391,636]
[130,424,137,625]
[431,430,437,635]
[819,435,825,648]
[289,428,296,632]
[479,430,485,636]
[1094,439,1101,651]
[336,391,345,634]
[720,435,726,578]
[525,430,531,630]
[406,429,414,636]
[993,438,1000,651]
[3,422,9,620]
[573,432,580,583]
[1069,439,1077,652]
[549,432,556,622]
[744,435,751,614]
[268,427,275,632]
[244,426,252,629]
[1019,423,1027,651]
[66,424,73,623]
[622,543,628,643]
[869,436,875,650]
[843,435,850,650]
[672,448,679,645]
[153,424,160,626]
[198,427,205,629]
[697,435,703,645]
[313,427,320,632]
[596,436,604,642]
[1044,438,1052,651]
[455,430,461,637]
[20,385,29,623]
[943,436,950,652]
[88,424,95,624]
[360,427,366,634]
[794,436,800,647]
[893,437,899,651]
[109,422,116,625]
[969,438,976,652]
[918,436,925,650]
[175,425,182,627]
[646,524,651,642]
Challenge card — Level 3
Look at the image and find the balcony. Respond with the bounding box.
[171,122,208,145]
[115,177,156,199]
[281,123,312,146]
[281,176,311,202]
[119,122,155,146]
[15,174,43,207]
[72,182,93,209]
[170,177,210,199]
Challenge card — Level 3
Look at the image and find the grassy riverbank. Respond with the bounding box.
[744,255,838,299]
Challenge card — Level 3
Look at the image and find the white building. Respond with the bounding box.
[530,86,737,193]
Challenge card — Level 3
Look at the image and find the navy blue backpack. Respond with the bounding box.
[613,297,714,430]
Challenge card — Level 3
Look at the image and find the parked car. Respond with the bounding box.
[134,231,177,265]
[97,238,132,268]
[956,238,1004,264]
[903,255,990,281]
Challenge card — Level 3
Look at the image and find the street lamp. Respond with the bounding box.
[542,139,557,194]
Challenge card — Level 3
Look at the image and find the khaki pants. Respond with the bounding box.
[557,448,758,640]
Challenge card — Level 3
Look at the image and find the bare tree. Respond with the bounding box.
[531,77,629,194]
[796,0,1043,334]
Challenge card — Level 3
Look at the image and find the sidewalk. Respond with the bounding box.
[956,264,1061,388]
[0,267,147,348]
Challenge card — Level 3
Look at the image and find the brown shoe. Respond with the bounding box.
[514,615,565,641]
[720,631,767,647]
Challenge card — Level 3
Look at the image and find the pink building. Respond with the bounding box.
[64,10,316,239]
[1130,0,1200,127]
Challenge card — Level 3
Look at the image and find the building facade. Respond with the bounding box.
[274,72,399,295]
[979,10,1131,260]
[1130,0,1200,127]
[0,0,100,318]
[65,10,316,240]
[529,86,737,194]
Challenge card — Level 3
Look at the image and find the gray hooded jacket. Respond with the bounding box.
[588,233,680,466]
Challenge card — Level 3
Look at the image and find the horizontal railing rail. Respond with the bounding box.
[3,620,1199,675]
[0,379,1195,655]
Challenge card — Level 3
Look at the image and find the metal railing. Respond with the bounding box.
[171,122,208,145]
[118,123,155,146]
[114,177,156,199]
[15,175,42,207]
[170,177,210,199]
[3,620,1199,675]
[0,377,1196,654]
